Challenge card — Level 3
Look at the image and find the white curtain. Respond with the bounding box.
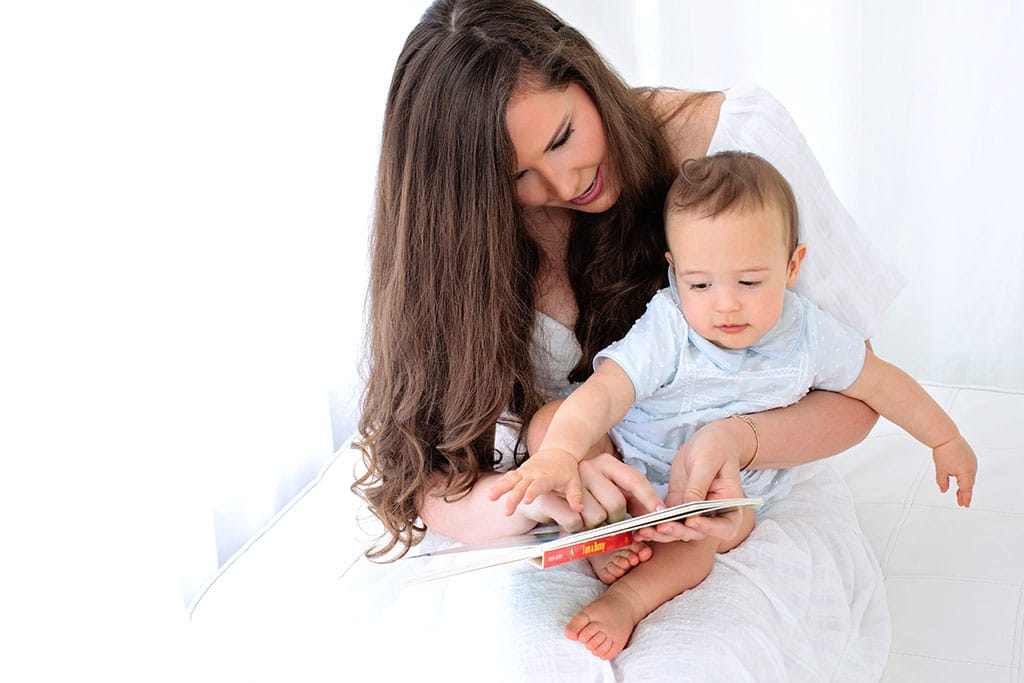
[5,1,1023,677]
[552,0,1024,389]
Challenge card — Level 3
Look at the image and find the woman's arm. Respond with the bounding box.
[645,88,724,168]
[734,389,878,471]
[636,390,878,544]
[419,471,557,543]
[420,451,665,544]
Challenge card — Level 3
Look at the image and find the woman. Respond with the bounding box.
[352,0,898,678]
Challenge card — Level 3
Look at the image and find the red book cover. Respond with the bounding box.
[540,530,635,568]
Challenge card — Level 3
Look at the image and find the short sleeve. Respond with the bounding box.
[804,299,867,392]
[708,84,905,339]
[595,291,684,402]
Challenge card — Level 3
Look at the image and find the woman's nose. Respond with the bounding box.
[537,163,578,202]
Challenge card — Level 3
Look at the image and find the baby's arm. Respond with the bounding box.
[842,349,977,506]
[489,360,637,515]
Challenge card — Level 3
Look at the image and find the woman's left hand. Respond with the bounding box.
[633,419,748,543]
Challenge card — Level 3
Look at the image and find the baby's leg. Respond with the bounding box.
[566,508,756,660]
[586,541,653,585]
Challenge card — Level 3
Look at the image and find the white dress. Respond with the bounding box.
[342,84,896,682]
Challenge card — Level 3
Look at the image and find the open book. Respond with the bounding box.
[403,497,762,585]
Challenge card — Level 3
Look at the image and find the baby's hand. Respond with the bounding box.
[933,434,978,507]
[488,448,583,516]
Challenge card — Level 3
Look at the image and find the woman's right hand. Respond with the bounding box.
[521,452,664,533]
[578,452,664,528]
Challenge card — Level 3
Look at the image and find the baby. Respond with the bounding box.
[490,151,978,660]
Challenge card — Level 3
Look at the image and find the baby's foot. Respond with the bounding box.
[586,542,652,585]
[565,585,645,660]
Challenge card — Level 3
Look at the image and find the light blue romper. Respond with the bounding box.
[595,277,866,513]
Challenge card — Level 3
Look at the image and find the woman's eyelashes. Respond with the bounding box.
[512,124,575,182]
[551,124,574,150]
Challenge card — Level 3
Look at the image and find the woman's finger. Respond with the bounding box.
[679,452,734,504]
[578,488,609,529]
[634,521,704,543]
[584,453,664,513]
[683,509,742,539]
[579,461,629,523]
[523,494,584,533]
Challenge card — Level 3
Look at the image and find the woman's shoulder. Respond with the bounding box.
[642,88,726,166]
[643,84,805,164]
[705,84,806,156]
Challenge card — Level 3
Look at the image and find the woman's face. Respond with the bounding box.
[506,82,620,213]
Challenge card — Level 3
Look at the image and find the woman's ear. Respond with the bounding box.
[665,251,675,267]
[786,244,807,287]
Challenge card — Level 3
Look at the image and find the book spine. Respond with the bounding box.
[540,531,635,568]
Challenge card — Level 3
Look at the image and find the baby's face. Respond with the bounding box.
[666,206,804,350]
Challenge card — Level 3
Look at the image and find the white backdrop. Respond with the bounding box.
[4,1,1023,678]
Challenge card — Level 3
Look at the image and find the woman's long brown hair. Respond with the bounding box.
[355,0,684,558]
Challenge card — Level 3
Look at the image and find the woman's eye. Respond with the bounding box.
[514,124,574,181]
[739,280,761,287]
[550,125,574,150]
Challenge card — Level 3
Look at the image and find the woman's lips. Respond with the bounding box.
[569,166,604,206]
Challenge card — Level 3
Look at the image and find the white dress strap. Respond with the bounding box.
[530,311,581,400]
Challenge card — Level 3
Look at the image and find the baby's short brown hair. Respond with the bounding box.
[666,151,799,255]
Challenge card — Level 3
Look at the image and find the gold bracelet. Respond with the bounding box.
[731,414,759,470]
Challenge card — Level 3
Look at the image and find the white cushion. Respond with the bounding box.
[832,383,1024,681]
[191,383,1024,681]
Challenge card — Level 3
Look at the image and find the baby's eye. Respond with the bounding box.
[689,283,710,291]
[739,280,762,287]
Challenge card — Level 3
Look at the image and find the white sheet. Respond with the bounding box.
[190,382,1024,682]
[274,458,889,681]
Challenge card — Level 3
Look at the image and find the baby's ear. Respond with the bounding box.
[786,244,807,287]
[665,251,675,267]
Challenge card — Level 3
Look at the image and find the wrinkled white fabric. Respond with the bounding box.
[340,460,889,682]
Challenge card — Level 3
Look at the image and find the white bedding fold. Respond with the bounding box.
[339,460,890,682]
